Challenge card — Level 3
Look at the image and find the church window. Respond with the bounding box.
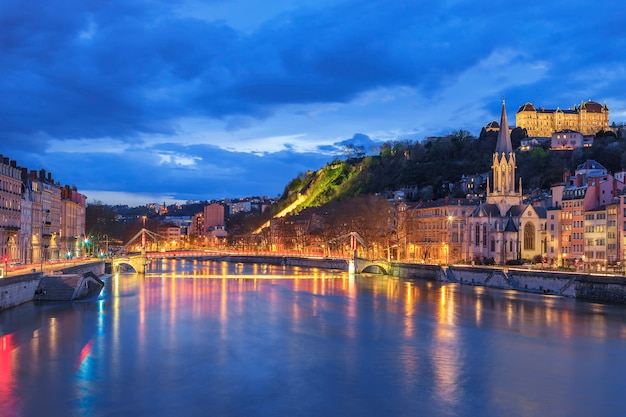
[524,223,535,251]
[483,224,487,246]
[475,224,480,245]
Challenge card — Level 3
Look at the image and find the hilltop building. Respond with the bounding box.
[550,130,594,150]
[516,100,609,137]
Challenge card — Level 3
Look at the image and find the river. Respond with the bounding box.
[1,258,626,417]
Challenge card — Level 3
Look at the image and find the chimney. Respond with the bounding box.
[21,168,28,181]
[10,160,17,168]
[576,174,583,187]
[30,170,38,180]
[39,169,46,180]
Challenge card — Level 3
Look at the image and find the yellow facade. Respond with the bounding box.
[516,100,609,137]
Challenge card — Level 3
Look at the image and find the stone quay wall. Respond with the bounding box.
[443,266,579,297]
[388,263,444,281]
[392,263,626,304]
[0,272,43,311]
[0,261,106,311]
[575,275,626,304]
[222,256,626,304]
[55,261,105,277]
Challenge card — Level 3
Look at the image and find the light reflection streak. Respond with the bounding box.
[403,281,415,338]
[0,333,18,415]
[49,317,58,359]
[433,284,462,411]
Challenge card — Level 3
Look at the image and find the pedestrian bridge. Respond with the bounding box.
[111,252,391,275]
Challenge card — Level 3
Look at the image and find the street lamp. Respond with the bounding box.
[447,215,452,264]
[103,234,109,258]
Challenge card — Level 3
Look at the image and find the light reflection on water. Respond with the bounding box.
[1,259,626,417]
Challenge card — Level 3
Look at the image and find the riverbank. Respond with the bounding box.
[0,261,106,311]
[224,255,626,305]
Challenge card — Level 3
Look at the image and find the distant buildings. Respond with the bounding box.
[516,100,609,137]
[550,130,594,150]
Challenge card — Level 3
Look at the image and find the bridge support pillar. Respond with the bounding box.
[348,259,355,275]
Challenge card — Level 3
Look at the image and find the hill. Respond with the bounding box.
[229,129,626,235]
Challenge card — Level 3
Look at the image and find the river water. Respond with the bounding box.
[1,259,626,417]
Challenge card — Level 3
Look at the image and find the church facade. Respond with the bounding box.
[467,100,546,264]
[398,100,547,265]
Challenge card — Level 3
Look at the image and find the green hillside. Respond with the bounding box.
[271,129,625,216]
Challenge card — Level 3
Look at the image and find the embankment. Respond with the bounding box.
[0,261,106,311]
[162,255,626,305]
[390,262,626,304]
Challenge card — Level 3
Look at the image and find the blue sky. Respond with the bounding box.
[1,0,625,206]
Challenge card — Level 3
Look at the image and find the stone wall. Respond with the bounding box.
[575,275,626,304]
[389,263,444,281]
[444,266,579,297]
[0,272,42,310]
[55,261,105,276]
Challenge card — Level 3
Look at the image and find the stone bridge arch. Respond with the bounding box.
[353,258,390,275]
[112,254,147,274]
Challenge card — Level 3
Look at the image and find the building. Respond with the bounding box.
[550,130,595,150]
[397,198,477,264]
[550,160,625,267]
[516,100,609,137]
[60,185,87,258]
[467,100,547,264]
[0,155,87,267]
[459,173,488,200]
[0,157,22,263]
[204,203,225,234]
[584,206,607,270]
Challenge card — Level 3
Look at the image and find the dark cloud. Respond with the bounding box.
[1,0,625,204]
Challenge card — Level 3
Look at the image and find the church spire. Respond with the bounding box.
[495,98,513,155]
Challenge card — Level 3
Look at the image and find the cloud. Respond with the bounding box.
[2,0,626,205]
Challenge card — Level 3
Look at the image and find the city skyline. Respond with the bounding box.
[2,0,625,206]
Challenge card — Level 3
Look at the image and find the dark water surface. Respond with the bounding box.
[2,259,626,417]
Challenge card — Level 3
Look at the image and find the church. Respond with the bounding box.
[466,100,547,264]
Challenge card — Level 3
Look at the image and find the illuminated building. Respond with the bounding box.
[516,100,609,137]
[467,100,547,264]
[0,156,22,263]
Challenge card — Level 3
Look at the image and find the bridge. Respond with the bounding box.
[112,229,391,275]
[112,250,223,274]
[353,258,391,274]
[111,250,391,275]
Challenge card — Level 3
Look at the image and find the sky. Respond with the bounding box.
[1,0,625,207]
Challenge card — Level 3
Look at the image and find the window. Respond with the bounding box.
[524,223,535,251]
[475,224,480,245]
[483,224,487,247]
[490,238,495,252]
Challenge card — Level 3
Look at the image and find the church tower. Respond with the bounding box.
[487,99,522,215]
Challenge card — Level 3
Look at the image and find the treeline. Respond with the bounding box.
[323,128,626,202]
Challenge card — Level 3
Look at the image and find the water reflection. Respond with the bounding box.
[1,261,626,417]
